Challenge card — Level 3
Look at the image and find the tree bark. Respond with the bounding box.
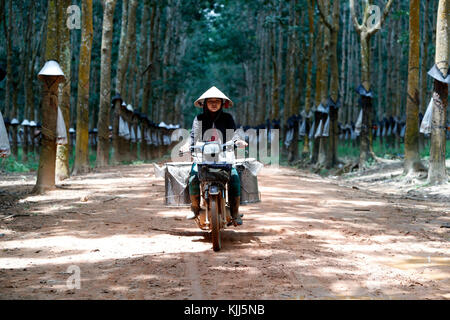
[318,0,340,168]
[428,0,449,185]
[256,11,265,126]
[33,0,62,194]
[115,0,128,96]
[56,0,72,180]
[73,0,93,176]
[286,0,298,162]
[112,100,122,164]
[349,0,395,169]
[270,10,280,121]
[404,0,425,175]
[21,2,34,163]
[11,86,18,159]
[161,1,173,122]
[4,0,12,120]
[311,23,324,164]
[317,0,330,167]
[137,1,150,112]
[141,2,157,118]
[419,0,430,152]
[302,0,315,158]
[151,6,162,123]
[96,0,117,167]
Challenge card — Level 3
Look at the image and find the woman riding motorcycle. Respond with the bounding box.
[185,86,247,225]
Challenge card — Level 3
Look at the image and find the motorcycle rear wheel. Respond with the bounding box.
[210,195,221,252]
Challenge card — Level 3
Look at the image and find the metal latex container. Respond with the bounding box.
[164,162,192,207]
[236,162,261,204]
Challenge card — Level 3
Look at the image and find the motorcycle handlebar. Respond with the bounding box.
[178,141,239,157]
[190,141,236,152]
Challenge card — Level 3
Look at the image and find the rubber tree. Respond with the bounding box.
[161,0,174,120]
[311,23,324,164]
[419,0,431,152]
[349,0,395,168]
[269,0,284,132]
[141,1,158,120]
[56,0,72,180]
[117,0,138,100]
[96,0,117,167]
[73,0,93,175]
[115,0,128,96]
[21,1,34,163]
[4,0,12,120]
[33,0,64,194]
[286,0,299,163]
[301,0,316,158]
[317,0,340,168]
[137,1,150,113]
[111,97,122,164]
[404,0,425,176]
[427,0,449,185]
[317,1,330,167]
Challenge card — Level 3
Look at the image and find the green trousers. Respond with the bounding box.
[188,163,240,198]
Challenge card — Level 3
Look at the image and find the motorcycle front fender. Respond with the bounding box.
[209,184,220,195]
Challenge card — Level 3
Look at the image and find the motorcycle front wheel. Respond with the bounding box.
[210,195,221,252]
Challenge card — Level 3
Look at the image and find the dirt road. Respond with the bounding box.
[0,164,448,299]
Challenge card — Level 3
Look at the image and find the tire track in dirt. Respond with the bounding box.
[184,254,204,300]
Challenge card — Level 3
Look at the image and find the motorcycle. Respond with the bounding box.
[183,140,241,251]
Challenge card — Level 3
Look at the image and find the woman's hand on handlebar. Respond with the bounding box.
[235,140,248,149]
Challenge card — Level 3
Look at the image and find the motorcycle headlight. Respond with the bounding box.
[203,143,220,156]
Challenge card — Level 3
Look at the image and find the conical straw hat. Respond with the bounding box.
[194,86,233,108]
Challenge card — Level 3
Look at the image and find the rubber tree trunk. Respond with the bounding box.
[131,117,138,161]
[23,126,29,162]
[33,80,60,194]
[428,0,449,185]
[358,34,372,167]
[121,0,138,101]
[123,112,133,162]
[270,21,280,122]
[11,88,18,159]
[419,0,430,153]
[318,8,330,167]
[141,123,148,161]
[24,75,35,162]
[318,0,340,168]
[112,100,122,164]
[283,0,294,159]
[115,0,128,96]
[73,0,93,175]
[350,0,395,168]
[302,0,315,159]
[142,3,157,119]
[404,0,424,175]
[161,2,173,119]
[311,24,324,164]
[328,1,340,169]
[287,2,300,164]
[22,2,34,164]
[56,0,72,180]
[4,0,12,120]
[97,0,117,167]
[137,2,150,110]
[33,0,62,194]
